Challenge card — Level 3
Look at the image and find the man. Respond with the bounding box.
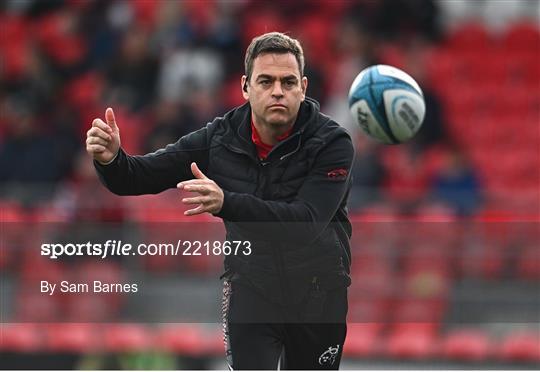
[87,32,354,370]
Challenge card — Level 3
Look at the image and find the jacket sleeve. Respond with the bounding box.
[215,133,354,244]
[94,125,211,196]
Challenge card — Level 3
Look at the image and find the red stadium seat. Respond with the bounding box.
[0,15,27,49]
[203,326,227,356]
[445,22,494,52]
[501,22,540,52]
[64,294,114,322]
[499,331,540,363]
[221,75,249,109]
[44,323,98,353]
[458,244,505,280]
[0,16,30,80]
[156,324,205,356]
[293,14,334,66]
[0,200,27,222]
[182,0,217,30]
[390,298,446,324]
[503,53,540,87]
[19,256,64,284]
[384,325,437,360]
[0,324,41,352]
[132,0,159,27]
[241,10,287,47]
[402,245,452,278]
[350,204,400,223]
[0,246,8,270]
[32,13,87,67]
[73,261,124,311]
[343,323,382,358]
[401,268,450,300]
[424,48,458,92]
[391,322,440,336]
[14,292,61,322]
[351,244,392,276]
[441,329,492,361]
[348,298,390,324]
[63,72,104,110]
[349,268,395,301]
[517,245,540,280]
[103,324,152,352]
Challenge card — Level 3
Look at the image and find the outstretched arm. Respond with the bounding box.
[179,134,354,244]
[90,108,211,196]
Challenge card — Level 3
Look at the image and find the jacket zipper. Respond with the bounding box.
[267,132,303,161]
[258,160,291,315]
[225,134,298,312]
[224,144,259,165]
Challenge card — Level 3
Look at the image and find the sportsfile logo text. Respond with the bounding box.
[41,240,252,259]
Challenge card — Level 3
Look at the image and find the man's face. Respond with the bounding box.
[242,52,307,128]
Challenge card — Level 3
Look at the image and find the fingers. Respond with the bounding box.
[179,184,220,215]
[105,107,118,130]
[86,144,106,153]
[190,162,208,180]
[182,195,212,215]
[184,205,206,216]
[92,118,112,134]
[179,184,211,195]
[177,167,224,216]
[86,136,109,147]
[182,195,211,205]
[177,179,210,190]
[87,127,112,142]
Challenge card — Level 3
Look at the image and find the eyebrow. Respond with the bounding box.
[255,74,298,81]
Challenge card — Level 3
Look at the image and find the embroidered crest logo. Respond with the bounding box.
[327,168,348,181]
[318,344,340,366]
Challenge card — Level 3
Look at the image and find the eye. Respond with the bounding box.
[259,80,271,87]
[284,80,296,88]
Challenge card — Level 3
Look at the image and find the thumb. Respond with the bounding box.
[105,107,118,130]
[191,162,208,180]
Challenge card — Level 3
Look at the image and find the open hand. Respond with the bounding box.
[177,163,224,216]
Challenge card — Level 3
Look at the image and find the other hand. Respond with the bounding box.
[178,162,224,216]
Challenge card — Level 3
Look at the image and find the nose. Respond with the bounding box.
[271,81,284,98]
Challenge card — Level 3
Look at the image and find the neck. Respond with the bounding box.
[252,118,293,146]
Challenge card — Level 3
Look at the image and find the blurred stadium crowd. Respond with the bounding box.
[1,0,539,369]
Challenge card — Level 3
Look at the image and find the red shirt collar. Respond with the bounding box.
[251,120,292,160]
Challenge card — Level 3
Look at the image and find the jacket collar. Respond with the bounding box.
[225,98,321,162]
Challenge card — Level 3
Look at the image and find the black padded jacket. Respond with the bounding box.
[95,98,355,306]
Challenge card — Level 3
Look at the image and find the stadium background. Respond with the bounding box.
[0,0,539,369]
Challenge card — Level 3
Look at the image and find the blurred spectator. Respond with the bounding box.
[158,46,224,104]
[324,17,380,134]
[142,101,200,153]
[2,45,56,114]
[437,0,539,32]
[403,41,449,151]
[106,26,159,111]
[0,98,76,203]
[429,145,482,216]
[52,150,125,222]
[382,144,431,215]
[348,134,386,212]
[346,0,443,43]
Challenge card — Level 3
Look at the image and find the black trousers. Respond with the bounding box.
[222,280,348,370]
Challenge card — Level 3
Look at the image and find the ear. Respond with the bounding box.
[241,75,249,100]
[301,77,308,101]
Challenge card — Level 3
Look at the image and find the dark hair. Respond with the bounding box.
[244,32,305,83]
